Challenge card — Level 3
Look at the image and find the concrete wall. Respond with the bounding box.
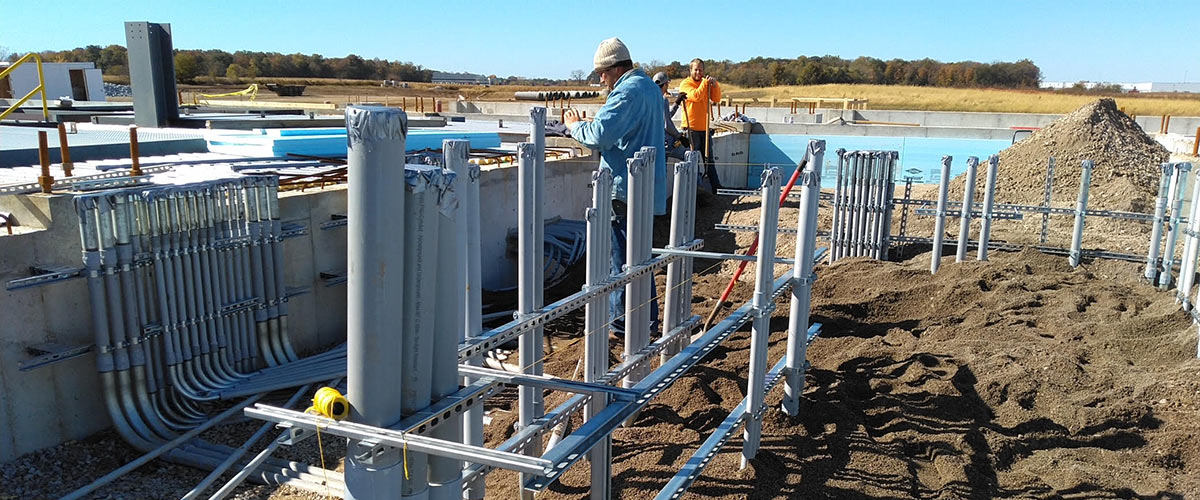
[454,99,1200,139]
[3,62,105,102]
[0,145,598,462]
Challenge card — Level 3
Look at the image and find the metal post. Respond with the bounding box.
[623,154,648,392]
[931,156,952,274]
[1176,163,1200,307]
[57,122,74,177]
[344,105,408,500]
[783,140,823,415]
[1147,163,1174,281]
[978,155,999,261]
[530,107,547,421]
[742,166,781,467]
[583,165,613,500]
[1160,163,1191,287]
[516,142,540,499]
[956,156,979,262]
[1040,157,1055,245]
[1069,160,1095,269]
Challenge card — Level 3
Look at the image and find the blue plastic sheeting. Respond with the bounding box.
[206,128,501,157]
[747,134,1010,188]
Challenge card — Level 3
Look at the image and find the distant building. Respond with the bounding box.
[1041,81,1200,93]
[431,71,491,85]
[0,61,105,101]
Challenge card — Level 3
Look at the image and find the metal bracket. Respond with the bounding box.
[320,270,347,286]
[19,342,95,371]
[6,265,84,291]
[279,221,309,239]
[319,213,348,230]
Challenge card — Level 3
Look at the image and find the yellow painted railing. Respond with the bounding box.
[0,53,50,122]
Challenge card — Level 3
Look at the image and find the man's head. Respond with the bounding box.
[593,38,633,91]
[689,58,705,81]
[652,72,670,94]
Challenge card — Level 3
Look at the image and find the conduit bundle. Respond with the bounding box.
[829,150,898,261]
[75,175,303,442]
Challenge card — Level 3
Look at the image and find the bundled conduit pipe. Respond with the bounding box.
[69,175,339,497]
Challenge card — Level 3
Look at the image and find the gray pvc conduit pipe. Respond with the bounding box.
[1160,163,1189,286]
[956,156,979,263]
[931,156,953,274]
[1069,161,1095,269]
[1146,163,1173,281]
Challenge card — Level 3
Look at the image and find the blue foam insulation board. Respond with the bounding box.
[206,128,501,157]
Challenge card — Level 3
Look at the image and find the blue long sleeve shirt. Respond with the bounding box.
[569,68,668,215]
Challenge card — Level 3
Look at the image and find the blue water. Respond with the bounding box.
[747,134,1012,188]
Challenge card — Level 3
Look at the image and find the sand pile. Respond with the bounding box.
[952,98,1169,212]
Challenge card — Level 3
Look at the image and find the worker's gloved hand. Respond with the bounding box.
[675,93,687,105]
[678,136,690,148]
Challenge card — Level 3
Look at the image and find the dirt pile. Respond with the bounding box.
[951,98,1169,212]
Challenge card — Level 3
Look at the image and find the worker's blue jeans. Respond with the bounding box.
[609,204,658,337]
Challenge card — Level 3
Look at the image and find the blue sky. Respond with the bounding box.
[2,0,1193,83]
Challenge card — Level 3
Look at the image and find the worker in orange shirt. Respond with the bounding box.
[678,58,723,194]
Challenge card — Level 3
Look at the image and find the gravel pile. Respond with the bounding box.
[951,98,1170,211]
[104,83,132,97]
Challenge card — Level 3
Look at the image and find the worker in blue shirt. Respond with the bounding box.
[564,37,664,337]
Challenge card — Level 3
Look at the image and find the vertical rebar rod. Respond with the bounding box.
[978,155,999,261]
[741,166,781,467]
[783,140,823,415]
[1040,157,1055,245]
[516,142,540,500]
[1069,160,1095,269]
[1146,163,1174,281]
[956,156,979,263]
[344,105,408,500]
[931,156,952,274]
[1160,163,1191,287]
[583,165,613,500]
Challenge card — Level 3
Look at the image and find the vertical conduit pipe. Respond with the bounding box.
[429,141,467,500]
[623,154,648,393]
[1146,163,1174,281]
[880,152,897,260]
[1161,163,1191,288]
[782,140,823,415]
[742,166,781,467]
[461,160,485,500]
[956,156,979,263]
[1176,163,1200,307]
[401,165,441,500]
[584,165,614,500]
[931,156,953,274]
[978,155,999,261]
[850,152,866,257]
[829,149,846,262]
[344,105,408,500]
[1069,160,1095,269]
[516,142,540,500]
[661,160,688,364]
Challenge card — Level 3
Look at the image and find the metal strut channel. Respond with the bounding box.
[654,323,822,500]
[521,273,797,492]
[245,404,555,476]
[5,265,84,291]
[457,239,703,362]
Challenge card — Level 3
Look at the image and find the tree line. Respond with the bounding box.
[12,45,434,83]
[641,55,1042,88]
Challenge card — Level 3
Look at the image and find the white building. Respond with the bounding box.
[0,61,105,102]
[1041,81,1200,93]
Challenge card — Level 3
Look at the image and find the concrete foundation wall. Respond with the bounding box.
[0,146,598,462]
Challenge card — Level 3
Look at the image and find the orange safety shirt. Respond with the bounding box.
[678,77,721,131]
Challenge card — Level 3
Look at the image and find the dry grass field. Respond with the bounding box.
[149,76,1200,116]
